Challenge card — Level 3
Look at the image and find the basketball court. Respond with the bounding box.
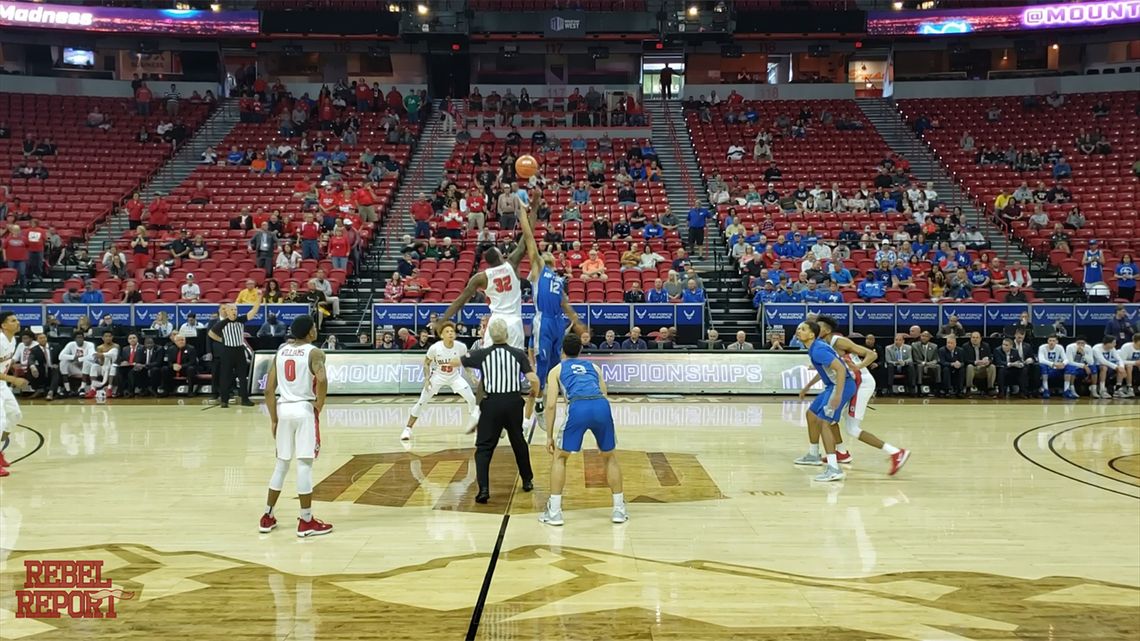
[0,396,1137,640]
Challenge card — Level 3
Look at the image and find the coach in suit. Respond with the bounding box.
[911,330,941,394]
[161,332,199,396]
[885,334,915,395]
[993,336,1027,397]
[117,334,163,397]
[938,335,967,397]
[28,333,60,400]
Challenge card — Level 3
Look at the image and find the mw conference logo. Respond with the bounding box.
[0,3,95,26]
[15,560,134,619]
[550,16,581,31]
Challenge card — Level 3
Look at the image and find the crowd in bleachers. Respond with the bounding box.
[900,90,1139,301]
[460,86,647,129]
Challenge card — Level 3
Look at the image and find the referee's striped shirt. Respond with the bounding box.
[461,344,531,394]
[211,317,248,348]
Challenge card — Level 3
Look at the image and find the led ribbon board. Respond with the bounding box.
[0,1,259,35]
[867,0,1140,36]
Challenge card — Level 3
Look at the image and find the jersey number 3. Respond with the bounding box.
[492,275,512,293]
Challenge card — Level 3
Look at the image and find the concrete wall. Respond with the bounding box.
[0,75,220,98]
[891,73,1139,99]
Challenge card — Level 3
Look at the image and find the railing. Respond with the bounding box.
[3,303,311,327]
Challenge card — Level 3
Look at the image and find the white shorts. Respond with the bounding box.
[0,383,21,433]
[845,374,875,422]
[482,313,525,350]
[276,402,319,460]
[413,376,475,412]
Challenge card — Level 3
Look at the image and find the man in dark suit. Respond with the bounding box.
[161,332,199,396]
[1010,329,1036,396]
[993,336,1026,397]
[962,331,996,396]
[938,335,967,397]
[911,330,941,395]
[27,333,60,400]
[116,333,162,397]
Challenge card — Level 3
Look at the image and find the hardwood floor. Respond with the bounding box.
[0,396,1136,640]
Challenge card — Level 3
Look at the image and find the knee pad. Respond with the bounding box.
[268,458,289,492]
[296,458,314,495]
[844,418,863,438]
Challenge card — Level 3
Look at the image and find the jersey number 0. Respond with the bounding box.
[284,359,297,382]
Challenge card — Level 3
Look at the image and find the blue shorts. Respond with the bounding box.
[808,378,857,424]
[1040,364,1094,378]
[533,314,565,387]
[559,398,616,453]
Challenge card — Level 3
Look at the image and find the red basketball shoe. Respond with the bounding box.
[0,451,10,468]
[836,450,853,465]
[888,449,910,476]
[0,466,9,477]
[296,518,333,538]
[258,513,277,534]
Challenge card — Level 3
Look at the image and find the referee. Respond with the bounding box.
[208,296,262,408]
[460,318,539,504]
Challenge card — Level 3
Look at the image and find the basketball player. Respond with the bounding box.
[260,315,332,537]
[539,333,627,525]
[0,312,29,478]
[58,329,95,396]
[401,321,480,441]
[84,330,119,399]
[437,209,538,427]
[514,197,583,414]
[796,316,909,477]
[795,320,857,482]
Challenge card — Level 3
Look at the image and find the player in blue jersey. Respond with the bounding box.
[796,319,857,482]
[516,202,583,419]
[538,333,627,526]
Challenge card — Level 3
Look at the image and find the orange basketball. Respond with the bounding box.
[515,154,539,179]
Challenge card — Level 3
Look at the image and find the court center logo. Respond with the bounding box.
[15,560,134,619]
[313,447,723,512]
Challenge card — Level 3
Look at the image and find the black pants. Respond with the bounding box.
[941,364,965,394]
[211,343,223,399]
[888,363,916,393]
[118,365,160,394]
[31,366,59,395]
[997,365,1028,395]
[217,346,250,402]
[161,364,198,393]
[474,394,533,493]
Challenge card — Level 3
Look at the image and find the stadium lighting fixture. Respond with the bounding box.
[892,1,904,10]
[417,3,429,15]
[1051,43,1059,50]
[210,3,222,11]
[687,5,699,17]
[387,3,400,11]
[714,1,725,13]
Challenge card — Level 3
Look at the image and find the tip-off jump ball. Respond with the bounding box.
[515,154,539,179]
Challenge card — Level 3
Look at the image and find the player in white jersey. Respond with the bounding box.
[1037,334,1076,399]
[437,237,527,350]
[795,315,909,476]
[1065,338,1097,398]
[84,330,120,400]
[0,312,29,478]
[401,321,479,441]
[260,315,332,538]
[1092,336,1131,398]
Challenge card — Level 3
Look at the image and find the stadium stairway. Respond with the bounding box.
[858,97,1073,300]
[647,99,763,343]
[327,100,453,340]
[84,99,242,259]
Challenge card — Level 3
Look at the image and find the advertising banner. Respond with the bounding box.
[544,11,586,37]
[940,303,985,329]
[895,304,940,330]
[633,304,676,328]
[762,304,806,329]
[984,304,1029,334]
[250,351,825,396]
[850,304,896,328]
[87,304,132,326]
[587,304,631,326]
[44,304,89,326]
[0,1,260,35]
[1030,303,1074,326]
[867,1,1140,36]
[4,304,45,326]
[132,304,178,327]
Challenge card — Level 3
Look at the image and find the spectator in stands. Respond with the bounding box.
[624,281,646,303]
[258,313,287,340]
[1000,280,1029,303]
[1063,206,1085,229]
[948,268,973,300]
[262,279,283,303]
[1005,260,1032,289]
[1047,181,1072,204]
[621,327,648,350]
[1047,223,1072,255]
[275,242,303,272]
[1028,207,1049,231]
[235,279,261,305]
[384,273,404,302]
[682,279,706,303]
[176,274,199,302]
[187,235,210,262]
[1115,254,1137,302]
[763,161,782,182]
[1052,156,1072,179]
[579,250,608,282]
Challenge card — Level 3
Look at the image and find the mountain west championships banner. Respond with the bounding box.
[250,351,825,396]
